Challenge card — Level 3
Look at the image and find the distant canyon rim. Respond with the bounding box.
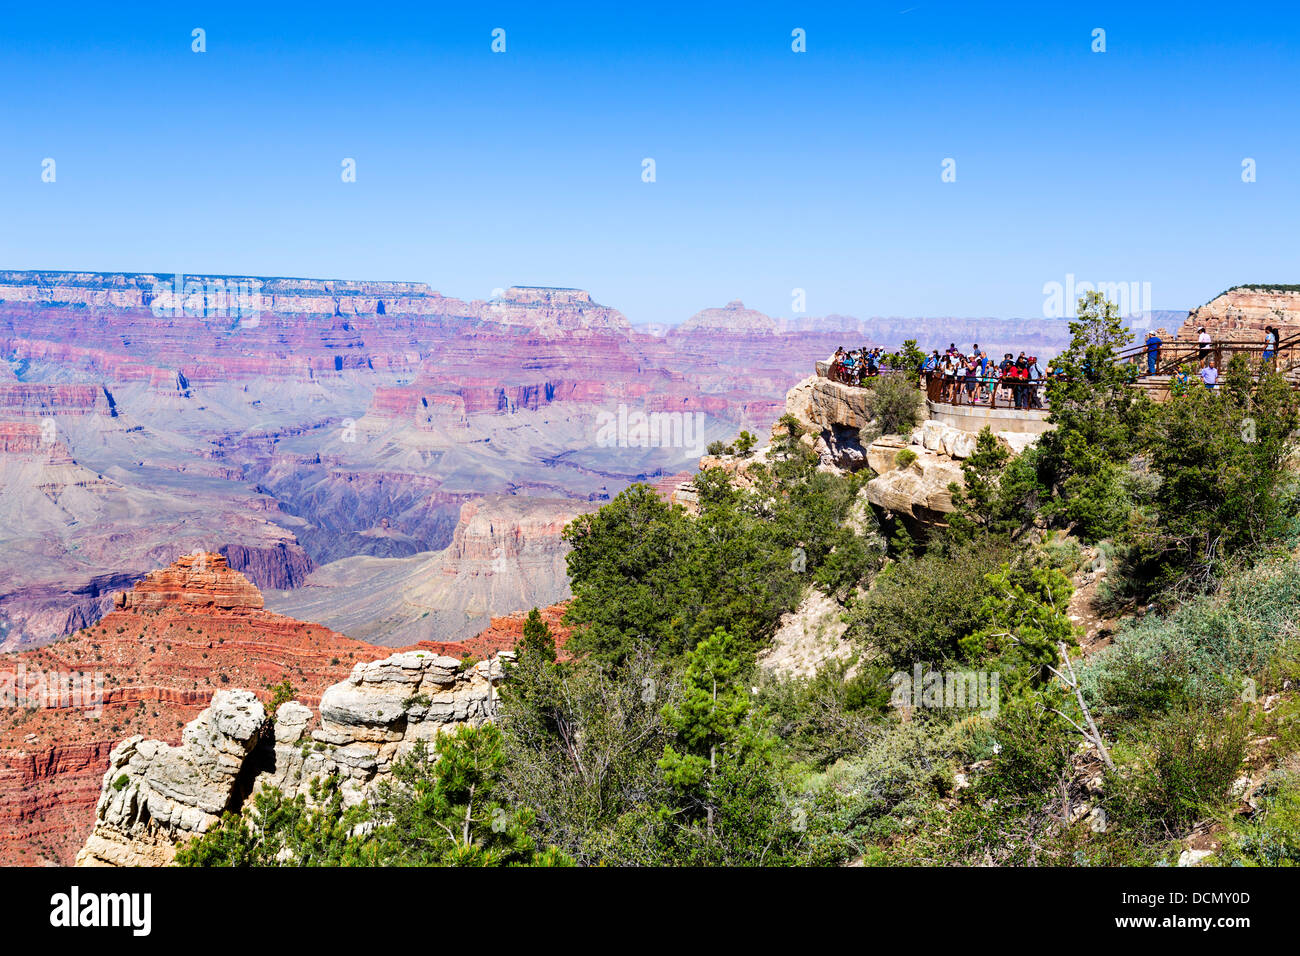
[0,269,1109,651]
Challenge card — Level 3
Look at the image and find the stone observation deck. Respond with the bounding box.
[813,361,1054,432]
[926,399,1052,435]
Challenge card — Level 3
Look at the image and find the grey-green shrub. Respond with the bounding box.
[1082,556,1300,718]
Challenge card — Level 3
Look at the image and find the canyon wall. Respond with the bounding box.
[1178,286,1300,345]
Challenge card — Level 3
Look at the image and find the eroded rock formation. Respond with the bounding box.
[0,550,569,865]
[1179,286,1300,345]
[75,650,508,866]
[0,552,385,864]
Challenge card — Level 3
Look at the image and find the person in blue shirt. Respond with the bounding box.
[1200,359,1218,390]
[1263,325,1278,368]
[1145,330,1162,376]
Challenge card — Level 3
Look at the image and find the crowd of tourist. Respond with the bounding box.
[827,326,1295,410]
[825,346,904,383]
[827,343,1056,409]
[922,346,1054,409]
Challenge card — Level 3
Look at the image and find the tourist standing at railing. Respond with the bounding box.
[1014,357,1030,408]
[943,355,958,402]
[1145,330,1162,375]
[1198,327,1212,361]
[1028,356,1045,408]
[1264,326,1278,369]
[922,351,939,399]
[972,356,988,404]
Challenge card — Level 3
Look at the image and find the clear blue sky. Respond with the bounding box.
[2,1,1298,324]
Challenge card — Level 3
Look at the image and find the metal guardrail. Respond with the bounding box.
[1115,333,1300,383]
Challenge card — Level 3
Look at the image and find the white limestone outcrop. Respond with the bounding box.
[76,651,509,866]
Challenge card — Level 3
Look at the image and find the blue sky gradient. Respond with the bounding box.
[2,1,1298,324]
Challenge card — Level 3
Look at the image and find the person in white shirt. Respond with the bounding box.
[1198,327,1212,361]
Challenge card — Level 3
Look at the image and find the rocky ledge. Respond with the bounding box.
[781,374,1043,526]
[76,650,508,866]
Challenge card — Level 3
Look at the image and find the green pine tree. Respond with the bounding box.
[518,607,556,663]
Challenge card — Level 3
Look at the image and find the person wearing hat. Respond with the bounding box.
[1144,329,1162,376]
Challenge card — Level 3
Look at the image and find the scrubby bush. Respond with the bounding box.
[981,698,1075,801]
[1107,705,1249,832]
[1082,557,1300,719]
[868,374,924,436]
[894,447,917,469]
[845,542,1006,668]
[1216,770,1300,866]
[760,659,894,768]
[798,719,959,859]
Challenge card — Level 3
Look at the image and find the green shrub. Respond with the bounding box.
[733,430,757,457]
[1108,705,1249,832]
[868,375,924,436]
[760,659,893,768]
[894,447,917,469]
[845,542,1005,668]
[800,719,957,858]
[1083,557,1300,719]
[1216,770,1300,866]
[981,698,1075,800]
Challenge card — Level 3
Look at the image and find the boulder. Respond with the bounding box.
[866,436,909,474]
[864,455,963,519]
